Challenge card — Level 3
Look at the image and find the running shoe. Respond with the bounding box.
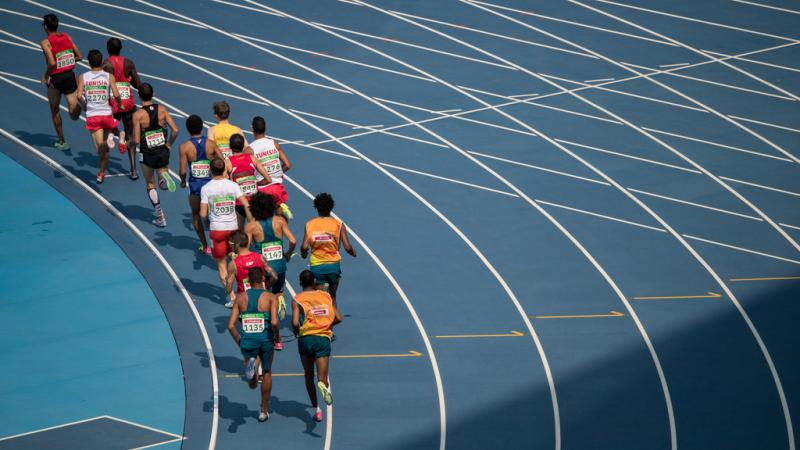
[118,131,127,154]
[129,171,139,180]
[274,342,283,351]
[277,294,286,321]
[96,171,105,184]
[224,299,234,309]
[280,202,293,220]
[159,177,167,190]
[313,408,323,422]
[152,216,167,228]
[204,246,212,256]
[317,381,333,406]
[54,141,70,151]
[106,132,115,150]
[244,357,257,381]
[258,412,269,422]
[163,172,177,193]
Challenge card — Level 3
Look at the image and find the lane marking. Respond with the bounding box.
[729,115,800,134]
[223,373,304,378]
[683,234,800,265]
[705,49,800,74]
[642,127,794,163]
[536,200,666,233]
[720,176,800,198]
[379,162,520,197]
[627,188,763,222]
[729,276,800,282]
[659,62,690,68]
[555,139,701,174]
[434,331,524,338]
[584,77,615,83]
[467,151,610,186]
[534,311,624,319]
[634,292,722,300]
[333,351,423,358]
[731,0,800,16]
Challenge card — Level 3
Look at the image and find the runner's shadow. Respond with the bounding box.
[214,314,231,334]
[110,200,155,222]
[214,355,244,375]
[14,130,59,147]
[204,395,257,433]
[73,150,127,173]
[269,395,322,437]
[153,230,200,251]
[180,277,227,305]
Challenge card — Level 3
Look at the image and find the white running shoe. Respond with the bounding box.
[224,299,233,308]
[258,412,269,422]
[106,132,115,150]
[244,357,257,381]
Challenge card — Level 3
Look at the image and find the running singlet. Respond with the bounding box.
[188,136,211,192]
[235,252,264,293]
[306,217,342,266]
[259,217,286,274]
[239,288,272,348]
[229,153,257,202]
[250,137,283,185]
[140,104,167,153]
[212,123,239,159]
[47,33,75,75]
[200,179,242,231]
[82,70,112,118]
[295,290,335,339]
[108,55,134,114]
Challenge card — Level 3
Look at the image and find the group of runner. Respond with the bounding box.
[39,13,358,424]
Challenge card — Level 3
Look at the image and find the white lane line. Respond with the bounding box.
[584,77,615,83]
[0,37,39,51]
[536,200,666,232]
[627,188,764,221]
[780,223,800,232]
[684,234,800,265]
[642,127,794,163]
[102,416,183,439]
[129,438,184,450]
[379,162,520,197]
[0,416,106,442]
[210,0,282,16]
[595,0,800,42]
[138,71,271,107]
[466,0,677,46]
[732,0,800,16]
[705,49,800,74]
[555,139,701,174]
[660,62,690,68]
[84,0,204,27]
[467,151,610,186]
[720,176,800,198]
[0,129,202,444]
[729,115,800,134]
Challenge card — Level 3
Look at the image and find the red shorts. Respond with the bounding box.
[258,183,288,205]
[85,115,119,132]
[210,229,236,260]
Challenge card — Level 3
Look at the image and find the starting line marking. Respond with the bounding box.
[534,311,624,319]
[634,292,722,300]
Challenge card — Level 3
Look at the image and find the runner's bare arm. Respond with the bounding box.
[225,260,237,293]
[300,227,310,259]
[244,221,258,244]
[109,73,121,106]
[262,263,278,287]
[131,111,142,148]
[178,141,190,187]
[163,110,179,149]
[276,142,291,173]
[200,202,209,220]
[239,196,254,223]
[251,154,271,184]
[331,302,342,326]
[291,300,301,336]
[68,35,82,61]
[268,293,279,337]
[227,300,241,345]
[125,58,141,89]
[40,40,54,83]
[75,74,85,103]
[282,220,297,262]
[340,223,356,257]
[206,137,218,160]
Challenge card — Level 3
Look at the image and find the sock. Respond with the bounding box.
[148,188,163,217]
[316,406,321,413]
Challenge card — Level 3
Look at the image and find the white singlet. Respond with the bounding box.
[82,70,113,118]
[250,137,283,185]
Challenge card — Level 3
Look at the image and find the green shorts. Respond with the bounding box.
[310,262,341,286]
[241,341,274,372]
[298,335,331,358]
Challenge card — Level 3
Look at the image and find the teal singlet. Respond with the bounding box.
[239,289,272,348]
[259,218,286,274]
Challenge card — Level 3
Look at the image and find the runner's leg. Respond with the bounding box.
[301,354,318,408]
[143,164,165,224]
[122,115,136,176]
[47,86,64,145]
[65,91,80,120]
[189,194,209,249]
[316,356,330,389]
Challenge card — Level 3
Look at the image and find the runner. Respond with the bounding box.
[227,266,279,422]
[201,158,255,307]
[76,49,121,183]
[104,37,141,179]
[131,82,179,227]
[225,231,277,299]
[292,269,342,422]
[179,114,214,254]
[247,116,293,219]
[300,193,356,307]
[207,100,245,160]
[227,134,271,230]
[245,192,297,326]
[39,13,81,151]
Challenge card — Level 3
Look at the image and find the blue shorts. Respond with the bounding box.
[298,335,331,358]
[310,263,341,286]
[241,340,274,372]
[270,272,286,294]
[189,178,210,197]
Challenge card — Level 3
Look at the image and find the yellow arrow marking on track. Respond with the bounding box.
[634,292,721,300]
[333,350,422,359]
[434,331,524,338]
[729,276,800,282]
[534,311,624,319]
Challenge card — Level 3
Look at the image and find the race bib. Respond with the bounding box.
[86,86,108,104]
[243,278,251,291]
[236,175,257,196]
[258,152,281,173]
[116,82,131,100]
[241,313,265,333]
[144,129,166,148]
[312,232,333,243]
[310,305,329,317]
[218,143,231,159]
[212,194,235,216]
[190,160,210,179]
[55,49,75,69]
[261,241,283,261]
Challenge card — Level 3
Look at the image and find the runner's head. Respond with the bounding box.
[42,14,58,33]
[313,193,335,217]
[230,134,244,153]
[232,231,249,250]
[299,270,316,288]
[88,49,103,68]
[252,116,266,136]
[213,101,230,120]
[210,157,226,177]
[106,37,122,56]
[248,266,267,288]
[186,114,203,136]
[249,192,276,221]
[138,82,154,101]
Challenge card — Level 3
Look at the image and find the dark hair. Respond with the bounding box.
[232,231,249,248]
[87,49,103,68]
[186,114,203,135]
[313,193,335,216]
[138,82,154,101]
[230,134,244,152]
[249,192,276,221]
[42,14,58,32]
[106,37,122,55]
[252,116,266,135]
[213,101,230,120]
[299,270,315,288]
[210,157,226,176]
[248,267,264,285]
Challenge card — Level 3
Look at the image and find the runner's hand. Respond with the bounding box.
[40,75,47,84]
[180,180,187,188]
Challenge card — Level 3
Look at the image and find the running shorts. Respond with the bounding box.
[270,272,286,294]
[141,148,170,169]
[85,115,119,132]
[113,106,136,123]
[241,341,274,372]
[298,335,331,358]
[258,183,288,205]
[48,70,77,95]
[310,263,341,286]
[210,229,235,260]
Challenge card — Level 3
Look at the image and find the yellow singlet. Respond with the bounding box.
[305,217,342,266]
[296,290,335,339]
[212,122,239,159]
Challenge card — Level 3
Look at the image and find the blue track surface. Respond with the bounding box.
[1,1,799,449]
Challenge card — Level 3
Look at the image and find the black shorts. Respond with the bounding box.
[140,148,170,169]
[48,70,77,95]
[113,106,136,123]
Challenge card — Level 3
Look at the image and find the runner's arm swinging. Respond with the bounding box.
[224,260,238,294]
[291,301,301,337]
[269,293,279,337]
[227,300,241,345]
[300,227,310,259]
[178,142,189,188]
[282,220,297,262]
[126,59,141,90]
[340,223,356,257]
[239,195,254,223]
[251,154,272,185]
[108,73,122,108]
[163,109,179,150]
[39,40,54,83]
[276,142,291,173]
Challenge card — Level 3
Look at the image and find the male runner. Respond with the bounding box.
[247,116,293,219]
[104,37,141,179]
[292,270,341,422]
[207,101,245,160]
[39,13,81,150]
[179,114,214,254]
[76,49,121,183]
[246,192,296,322]
[201,158,254,307]
[300,193,356,306]
[225,231,277,298]
[132,83,179,227]
[228,266,279,422]
[227,134,271,229]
